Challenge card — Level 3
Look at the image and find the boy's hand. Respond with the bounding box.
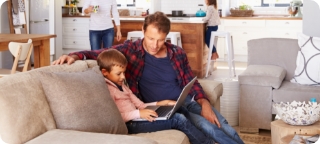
[139,109,158,122]
[156,100,176,106]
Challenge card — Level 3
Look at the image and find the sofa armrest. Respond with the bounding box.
[238,65,286,89]
[197,79,222,107]
[26,129,158,144]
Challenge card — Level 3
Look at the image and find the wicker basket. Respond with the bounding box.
[230,9,254,17]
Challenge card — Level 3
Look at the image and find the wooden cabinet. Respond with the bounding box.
[62,18,90,54]
[265,20,302,39]
[217,19,302,62]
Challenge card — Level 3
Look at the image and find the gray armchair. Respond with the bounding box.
[238,38,320,131]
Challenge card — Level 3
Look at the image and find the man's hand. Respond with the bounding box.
[139,109,158,122]
[52,55,79,65]
[197,99,221,128]
[156,100,176,106]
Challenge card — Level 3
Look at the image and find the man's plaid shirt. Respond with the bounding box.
[70,39,209,101]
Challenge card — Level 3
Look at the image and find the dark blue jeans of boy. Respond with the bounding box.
[126,107,214,144]
[89,28,114,50]
[205,26,219,53]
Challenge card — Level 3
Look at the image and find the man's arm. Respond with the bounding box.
[178,49,221,127]
[196,98,221,128]
[52,41,133,65]
[52,54,79,65]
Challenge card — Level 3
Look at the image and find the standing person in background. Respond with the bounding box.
[83,0,122,50]
[203,0,221,60]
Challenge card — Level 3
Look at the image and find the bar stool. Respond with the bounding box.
[127,31,182,48]
[205,31,236,78]
[166,32,182,48]
[127,31,144,41]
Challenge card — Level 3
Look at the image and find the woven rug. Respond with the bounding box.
[239,133,271,144]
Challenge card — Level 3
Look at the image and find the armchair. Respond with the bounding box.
[238,38,320,131]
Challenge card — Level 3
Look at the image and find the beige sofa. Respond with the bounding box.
[0,60,222,144]
[238,38,320,131]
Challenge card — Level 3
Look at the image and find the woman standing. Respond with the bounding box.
[83,0,121,50]
[203,0,221,60]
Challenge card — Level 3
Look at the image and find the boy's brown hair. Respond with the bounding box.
[208,0,217,9]
[97,49,128,72]
[143,11,171,35]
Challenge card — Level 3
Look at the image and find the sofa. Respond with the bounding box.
[0,60,222,144]
[238,38,320,131]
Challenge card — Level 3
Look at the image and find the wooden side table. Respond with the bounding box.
[271,120,320,144]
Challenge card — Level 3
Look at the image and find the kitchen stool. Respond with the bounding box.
[127,31,144,42]
[166,32,182,48]
[205,31,236,78]
[127,31,182,48]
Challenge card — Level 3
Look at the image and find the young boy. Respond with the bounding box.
[97,49,214,144]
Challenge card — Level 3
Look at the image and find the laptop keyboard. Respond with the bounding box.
[156,106,174,117]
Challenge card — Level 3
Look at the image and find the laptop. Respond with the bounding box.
[132,76,197,121]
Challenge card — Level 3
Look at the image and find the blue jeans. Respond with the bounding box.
[205,26,218,53]
[89,28,114,50]
[183,96,244,144]
[126,108,214,144]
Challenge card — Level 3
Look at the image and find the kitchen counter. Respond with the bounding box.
[63,14,302,21]
[221,16,302,20]
[62,14,205,23]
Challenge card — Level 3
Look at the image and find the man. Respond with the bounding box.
[53,11,244,144]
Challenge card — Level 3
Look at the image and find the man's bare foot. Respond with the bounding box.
[211,52,219,60]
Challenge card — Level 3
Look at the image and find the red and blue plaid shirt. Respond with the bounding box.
[70,39,209,101]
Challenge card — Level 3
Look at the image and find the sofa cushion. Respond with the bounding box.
[0,72,56,144]
[26,129,157,144]
[39,69,128,134]
[131,130,189,144]
[290,33,320,85]
[197,79,222,106]
[239,65,286,89]
[85,60,98,68]
[273,81,320,103]
[34,60,89,73]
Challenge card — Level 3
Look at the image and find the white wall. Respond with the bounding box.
[160,0,223,15]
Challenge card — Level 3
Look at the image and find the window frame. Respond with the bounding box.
[261,0,290,7]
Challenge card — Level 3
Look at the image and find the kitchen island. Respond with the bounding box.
[62,15,208,78]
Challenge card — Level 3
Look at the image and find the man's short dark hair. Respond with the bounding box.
[143,11,171,34]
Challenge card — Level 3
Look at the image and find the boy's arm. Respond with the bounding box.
[121,110,140,122]
[124,85,152,109]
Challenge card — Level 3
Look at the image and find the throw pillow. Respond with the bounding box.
[291,33,320,85]
[39,69,128,134]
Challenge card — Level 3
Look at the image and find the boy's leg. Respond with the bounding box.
[184,101,244,144]
[126,112,214,144]
[126,120,172,134]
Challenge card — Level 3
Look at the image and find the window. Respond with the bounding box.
[238,0,303,7]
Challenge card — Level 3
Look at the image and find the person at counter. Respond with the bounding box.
[203,0,221,60]
[53,11,244,144]
[83,0,122,50]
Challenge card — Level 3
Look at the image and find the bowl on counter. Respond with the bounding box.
[273,101,320,125]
